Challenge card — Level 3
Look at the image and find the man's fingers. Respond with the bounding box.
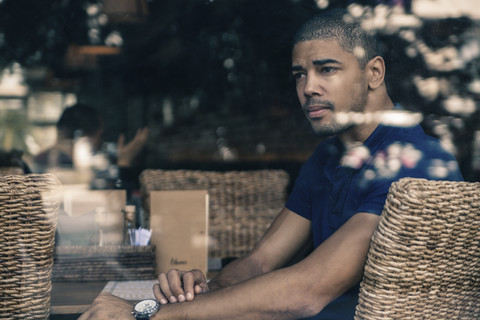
[194,282,209,294]
[154,269,209,305]
[194,284,203,295]
[166,269,186,302]
[153,283,169,305]
[181,272,197,301]
[157,272,179,303]
[187,269,209,300]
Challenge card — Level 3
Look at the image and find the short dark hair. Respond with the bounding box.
[293,9,381,68]
[57,103,103,139]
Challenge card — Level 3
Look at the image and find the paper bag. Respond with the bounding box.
[150,190,209,275]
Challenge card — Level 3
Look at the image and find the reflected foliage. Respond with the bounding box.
[0,0,88,69]
[0,0,479,180]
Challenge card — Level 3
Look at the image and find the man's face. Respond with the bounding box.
[291,39,369,137]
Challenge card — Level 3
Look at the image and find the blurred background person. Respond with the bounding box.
[34,103,104,169]
[33,102,149,192]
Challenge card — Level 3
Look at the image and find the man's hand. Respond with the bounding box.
[117,127,149,167]
[78,292,134,320]
[153,269,209,305]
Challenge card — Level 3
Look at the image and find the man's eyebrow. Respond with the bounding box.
[313,58,341,66]
[291,65,304,72]
[291,58,342,72]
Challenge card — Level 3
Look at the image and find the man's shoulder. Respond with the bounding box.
[379,125,463,180]
[381,125,447,152]
[398,125,454,157]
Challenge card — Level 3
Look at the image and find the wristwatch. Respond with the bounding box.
[132,299,160,319]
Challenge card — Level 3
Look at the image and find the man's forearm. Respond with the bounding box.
[209,208,312,291]
[208,254,265,291]
[153,265,321,320]
[151,212,380,320]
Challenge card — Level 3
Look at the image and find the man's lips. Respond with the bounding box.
[305,105,332,118]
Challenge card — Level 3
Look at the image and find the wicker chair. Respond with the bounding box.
[0,174,62,320]
[140,169,289,260]
[355,178,480,320]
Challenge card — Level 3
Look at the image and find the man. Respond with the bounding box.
[80,8,462,320]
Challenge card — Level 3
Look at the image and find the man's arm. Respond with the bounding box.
[152,211,380,320]
[79,210,380,319]
[155,207,313,302]
[78,208,312,319]
[211,207,314,288]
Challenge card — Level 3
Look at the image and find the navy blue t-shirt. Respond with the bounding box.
[286,124,463,320]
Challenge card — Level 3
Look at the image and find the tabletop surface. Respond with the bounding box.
[50,274,217,316]
[51,281,108,315]
[51,279,159,316]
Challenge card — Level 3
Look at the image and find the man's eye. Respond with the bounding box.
[321,66,337,73]
[292,73,305,80]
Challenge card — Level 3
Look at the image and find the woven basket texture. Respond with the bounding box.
[140,169,289,259]
[0,174,62,320]
[52,245,156,281]
[355,178,480,320]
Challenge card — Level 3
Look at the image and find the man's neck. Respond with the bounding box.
[339,95,394,145]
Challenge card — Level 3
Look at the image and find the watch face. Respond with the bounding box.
[134,299,159,316]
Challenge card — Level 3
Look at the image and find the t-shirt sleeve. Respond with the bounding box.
[356,178,392,216]
[285,161,313,220]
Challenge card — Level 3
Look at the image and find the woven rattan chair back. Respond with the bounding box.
[355,178,480,319]
[0,174,62,320]
[140,169,289,259]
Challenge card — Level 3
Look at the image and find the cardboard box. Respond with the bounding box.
[150,190,209,275]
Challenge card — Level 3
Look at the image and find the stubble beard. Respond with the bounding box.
[311,119,352,137]
[308,96,367,138]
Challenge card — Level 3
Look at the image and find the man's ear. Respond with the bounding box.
[366,56,385,90]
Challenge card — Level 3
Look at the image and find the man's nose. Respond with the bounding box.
[303,75,324,97]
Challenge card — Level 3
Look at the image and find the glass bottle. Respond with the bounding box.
[123,205,136,245]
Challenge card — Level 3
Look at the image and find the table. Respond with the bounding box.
[51,281,107,319]
[50,273,219,319]
[50,279,160,319]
